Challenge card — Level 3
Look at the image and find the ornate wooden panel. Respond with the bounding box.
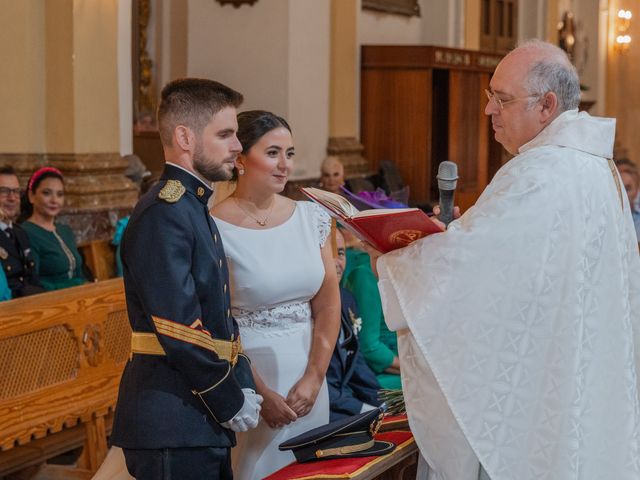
[447,71,492,212]
[0,279,129,465]
[361,46,503,208]
[361,68,432,203]
[480,0,518,53]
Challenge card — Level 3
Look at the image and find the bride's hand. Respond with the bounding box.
[286,374,322,418]
[260,388,298,429]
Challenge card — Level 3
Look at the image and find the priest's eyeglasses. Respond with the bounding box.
[484,89,541,110]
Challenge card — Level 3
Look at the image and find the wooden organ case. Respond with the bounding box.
[361,46,505,211]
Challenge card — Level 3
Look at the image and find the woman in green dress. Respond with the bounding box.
[340,236,401,390]
[21,167,85,291]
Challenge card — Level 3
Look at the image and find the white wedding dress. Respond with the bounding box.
[214,201,331,480]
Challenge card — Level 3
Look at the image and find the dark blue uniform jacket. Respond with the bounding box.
[327,287,382,422]
[111,164,255,449]
[0,224,43,297]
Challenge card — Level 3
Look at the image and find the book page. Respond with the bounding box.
[353,207,419,218]
[301,187,359,218]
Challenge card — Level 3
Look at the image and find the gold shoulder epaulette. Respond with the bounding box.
[158,179,186,203]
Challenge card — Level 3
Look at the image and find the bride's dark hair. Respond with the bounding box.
[237,110,291,154]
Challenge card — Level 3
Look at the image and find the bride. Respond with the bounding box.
[211,110,340,479]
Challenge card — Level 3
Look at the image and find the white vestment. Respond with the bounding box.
[378,110,640,480]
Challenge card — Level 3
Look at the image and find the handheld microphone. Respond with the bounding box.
[436,161,458,227]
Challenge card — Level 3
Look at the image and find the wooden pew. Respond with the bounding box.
[0,279,130,479]
[79,240,117,281]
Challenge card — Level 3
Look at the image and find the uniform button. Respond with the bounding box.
[19,276,23,282]
[6,265,11,271]
[219,259,222,268]
[224,284,227,293]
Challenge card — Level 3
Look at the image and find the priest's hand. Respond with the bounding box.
[260,387,298,429]
[432,205,461,229]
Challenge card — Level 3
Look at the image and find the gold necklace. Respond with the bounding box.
[233,196,275,227]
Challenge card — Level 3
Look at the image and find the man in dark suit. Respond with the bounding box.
[0,166,43,298]
[327,228,382,421]
[111,79,261,480]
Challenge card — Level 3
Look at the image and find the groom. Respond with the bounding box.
[111,78,262,479]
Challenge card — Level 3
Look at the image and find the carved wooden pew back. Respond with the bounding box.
[0,279,130,478]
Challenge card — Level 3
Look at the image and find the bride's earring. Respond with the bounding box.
[238,168,245,175]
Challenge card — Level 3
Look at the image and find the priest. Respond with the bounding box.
[377,39,640,479]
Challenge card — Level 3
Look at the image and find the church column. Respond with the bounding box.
[328,0,370,178]
[0,0,138,243]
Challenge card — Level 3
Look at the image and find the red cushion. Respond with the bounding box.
[380,413,409,430]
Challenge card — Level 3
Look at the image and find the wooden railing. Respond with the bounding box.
[0,279,129,478]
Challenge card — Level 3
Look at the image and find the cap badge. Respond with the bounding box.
[369,413,383,437]
[158,179,186,203]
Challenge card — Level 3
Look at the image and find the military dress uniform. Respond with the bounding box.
[111,163,255,479]
[0,223,43,298]
[326,287,382,422]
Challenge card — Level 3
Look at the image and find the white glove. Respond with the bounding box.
[221,388,263,432]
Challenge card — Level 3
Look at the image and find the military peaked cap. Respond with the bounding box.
[278,407,395,463]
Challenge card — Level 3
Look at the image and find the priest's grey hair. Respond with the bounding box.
[514,39,581,112]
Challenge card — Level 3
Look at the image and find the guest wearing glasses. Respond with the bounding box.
[0,166,43,298]
[22,167,86,291]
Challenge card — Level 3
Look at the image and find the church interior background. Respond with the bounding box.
[2,0,638,243]
[0,0,638,477]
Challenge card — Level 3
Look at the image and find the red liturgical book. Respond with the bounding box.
[300,187,443,253]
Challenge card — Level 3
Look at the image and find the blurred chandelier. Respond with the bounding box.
[615,9,632,53]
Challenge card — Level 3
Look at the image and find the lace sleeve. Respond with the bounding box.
[305,201,332,247]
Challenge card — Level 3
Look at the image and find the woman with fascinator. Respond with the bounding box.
[21,167,86,290]
[211,111,340,479]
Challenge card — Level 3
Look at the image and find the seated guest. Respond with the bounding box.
[0,166,43,298]
[340,231,401,389]
[320,155,345,194]
[0,262,9,302]
[615,158,640,240]
[327,227,382,421]
[22,167,86,290]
